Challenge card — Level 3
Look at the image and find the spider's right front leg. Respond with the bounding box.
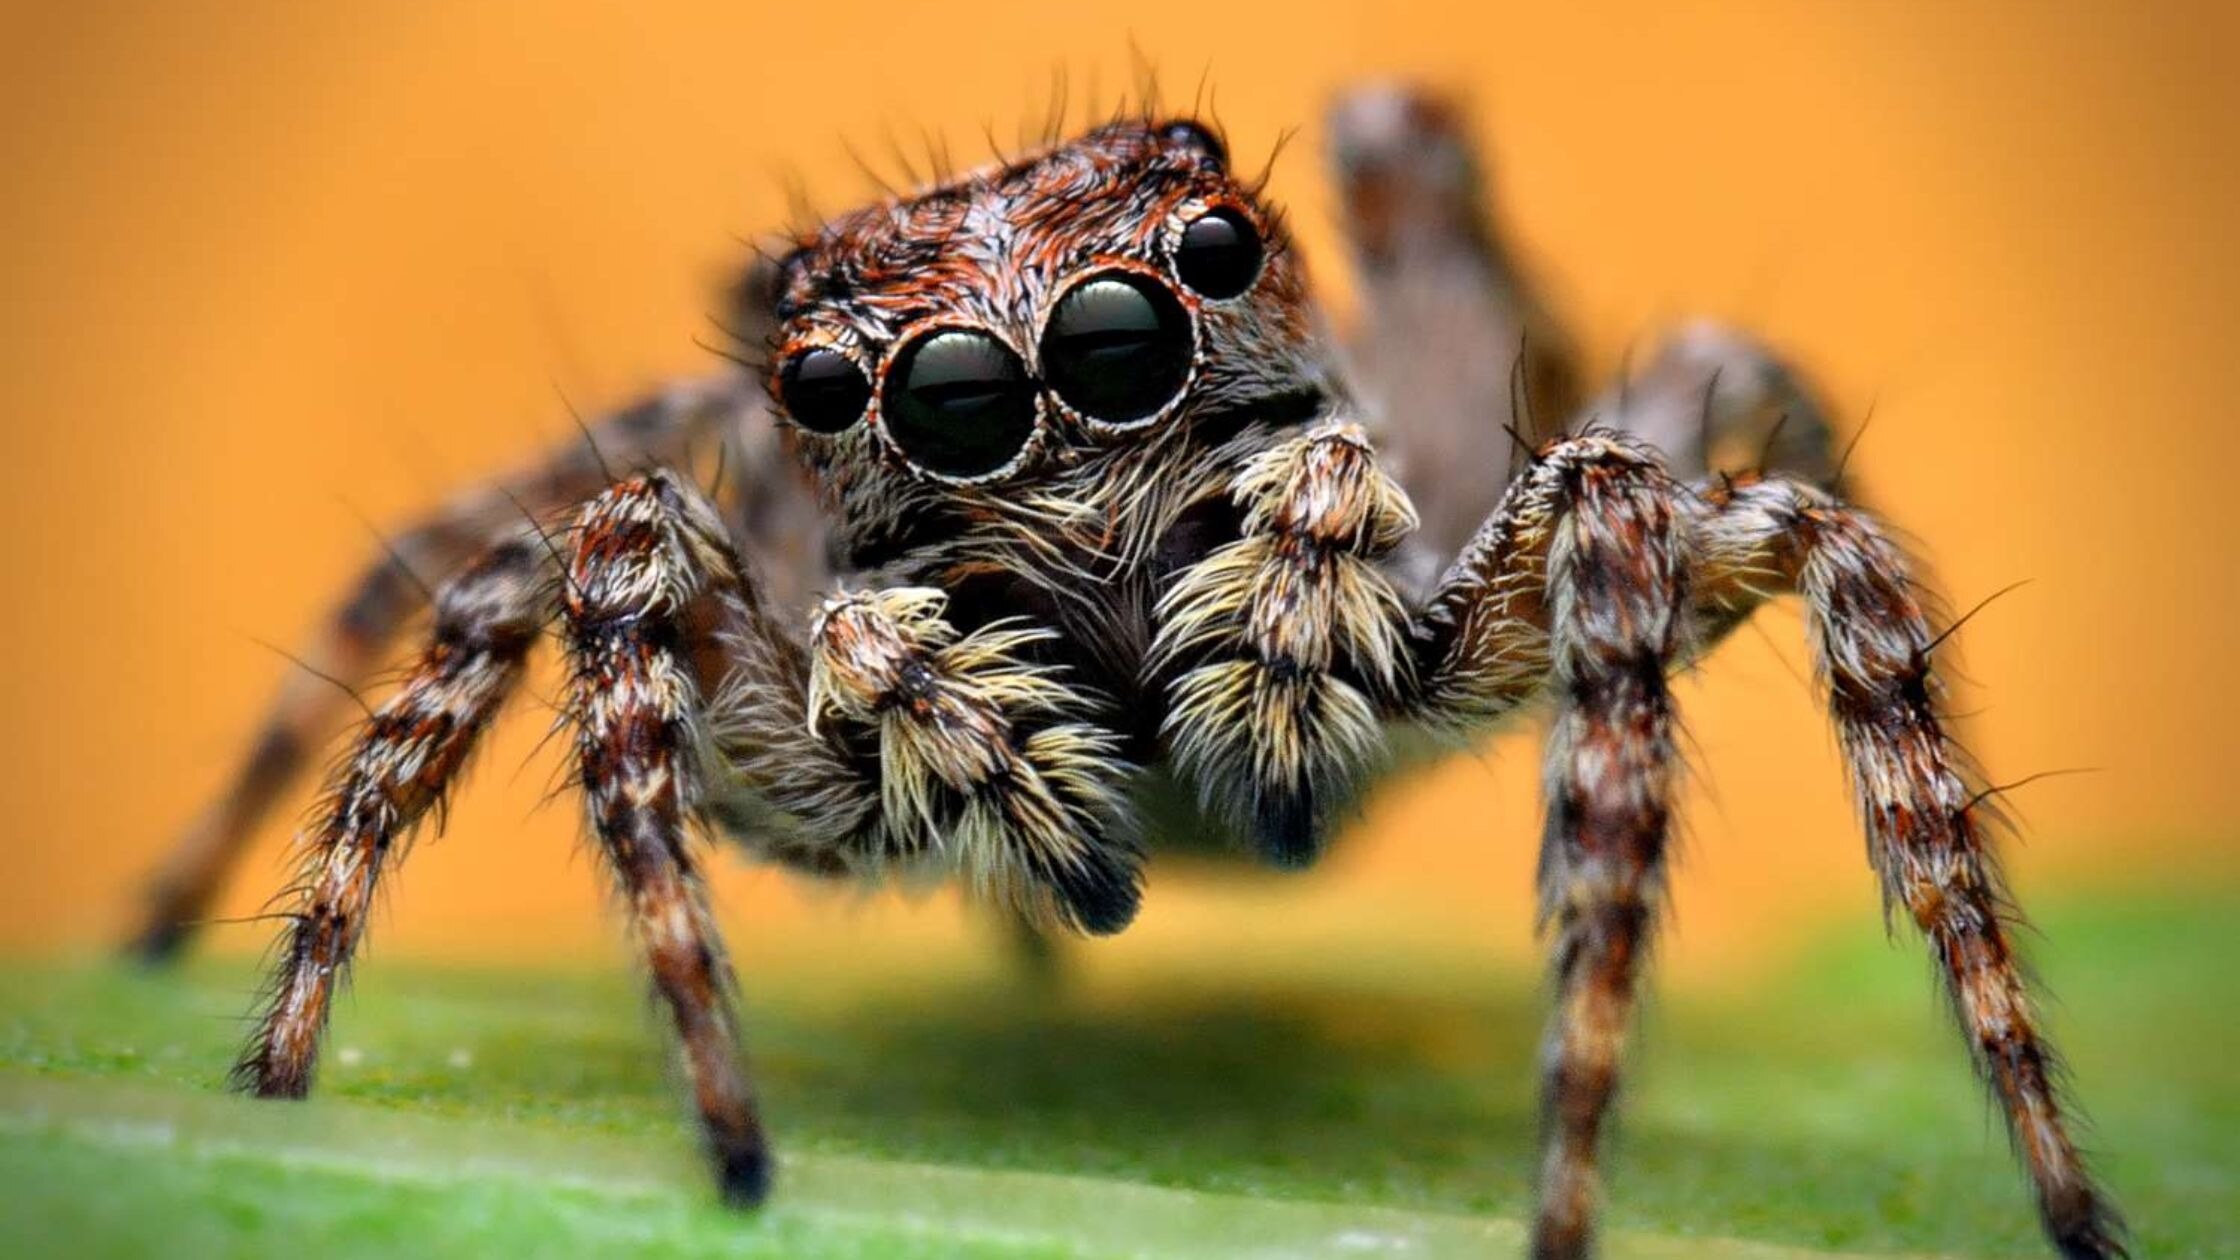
[511,472,1141,1203]
[562,473,1141,1202]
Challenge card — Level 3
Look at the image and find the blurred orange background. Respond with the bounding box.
[2,2,2234,986]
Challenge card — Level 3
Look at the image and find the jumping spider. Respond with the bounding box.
[128,84,2123,1258]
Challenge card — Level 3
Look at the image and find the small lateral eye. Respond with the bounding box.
[1041,272,1192,424]
[883,329,1038,478]
[777,347,870,434]
[1174,208,1262,300]
[1158,119,1226,167]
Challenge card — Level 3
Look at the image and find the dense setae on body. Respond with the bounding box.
[129,85,2123,1258]
[761,117,1382,923]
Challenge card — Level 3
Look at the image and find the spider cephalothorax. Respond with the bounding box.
[761,118,1400,913]
[766,119,1331,595]
[129,87,2126,1259]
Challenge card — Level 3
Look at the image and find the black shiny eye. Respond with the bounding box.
[883,330,1038,477]
[1041,273,1193,424]
[1174,208,1262,300]
[777,347,869,434]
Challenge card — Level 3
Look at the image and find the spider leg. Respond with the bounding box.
[1324,83,1851,544]
[1404,440,2121,1257]
[1692,474,2125,1258]
[232,531,549,1097]
[1398,435,1688,1258]
[1326,84,1582,559]
[1152,416,1418,863]
[1529,446,1689,1260]
[570,470,1140,938]
[559,473,773,1203]
[128,378,761,961]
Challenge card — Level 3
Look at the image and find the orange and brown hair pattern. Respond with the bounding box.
[132,90,2123,1258]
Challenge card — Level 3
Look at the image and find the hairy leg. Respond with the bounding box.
[1693,475,2125,1257]
[560,473,771,1203]
[1527,446,1689,1257]
[131,378,758,960]
[1405,440,2122,1256]
[567,472,1140,935]
[1400,436,1689,1257]
[1154,416,1418,863]
[1327,84,1581,559]
[232,533,548,1096]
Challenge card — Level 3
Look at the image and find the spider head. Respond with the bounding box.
[758,118,1331,492]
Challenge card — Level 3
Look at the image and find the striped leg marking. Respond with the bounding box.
[134,378,753,961]
[562,473,769,1204]
[1695,477,2126,1258]
[233,536,546,1097]
[1526,445,1688,1259]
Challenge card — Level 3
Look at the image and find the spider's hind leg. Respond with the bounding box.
[233,530,549,1096]
[1590,321,1846,490]
[1696,475,2127,1257]
[128,379,760,962]
[1325,82,1846,551]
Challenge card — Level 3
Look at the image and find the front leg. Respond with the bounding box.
[561,473,790,1203]
[555,473,1142,1206]
[1153,417,1418,863]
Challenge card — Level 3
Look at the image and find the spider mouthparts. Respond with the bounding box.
[1190,386,1329,448]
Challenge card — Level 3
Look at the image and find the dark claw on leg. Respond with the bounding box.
[714,1128,774,1208]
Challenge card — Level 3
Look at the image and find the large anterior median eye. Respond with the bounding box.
[1174,208,1262,299]
[1040,272,1192,424]
[883,329,1038,477]
[777,347,870,434]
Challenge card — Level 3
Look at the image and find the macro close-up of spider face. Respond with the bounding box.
[98,79,2142,1259]
[765,117,1321,492]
